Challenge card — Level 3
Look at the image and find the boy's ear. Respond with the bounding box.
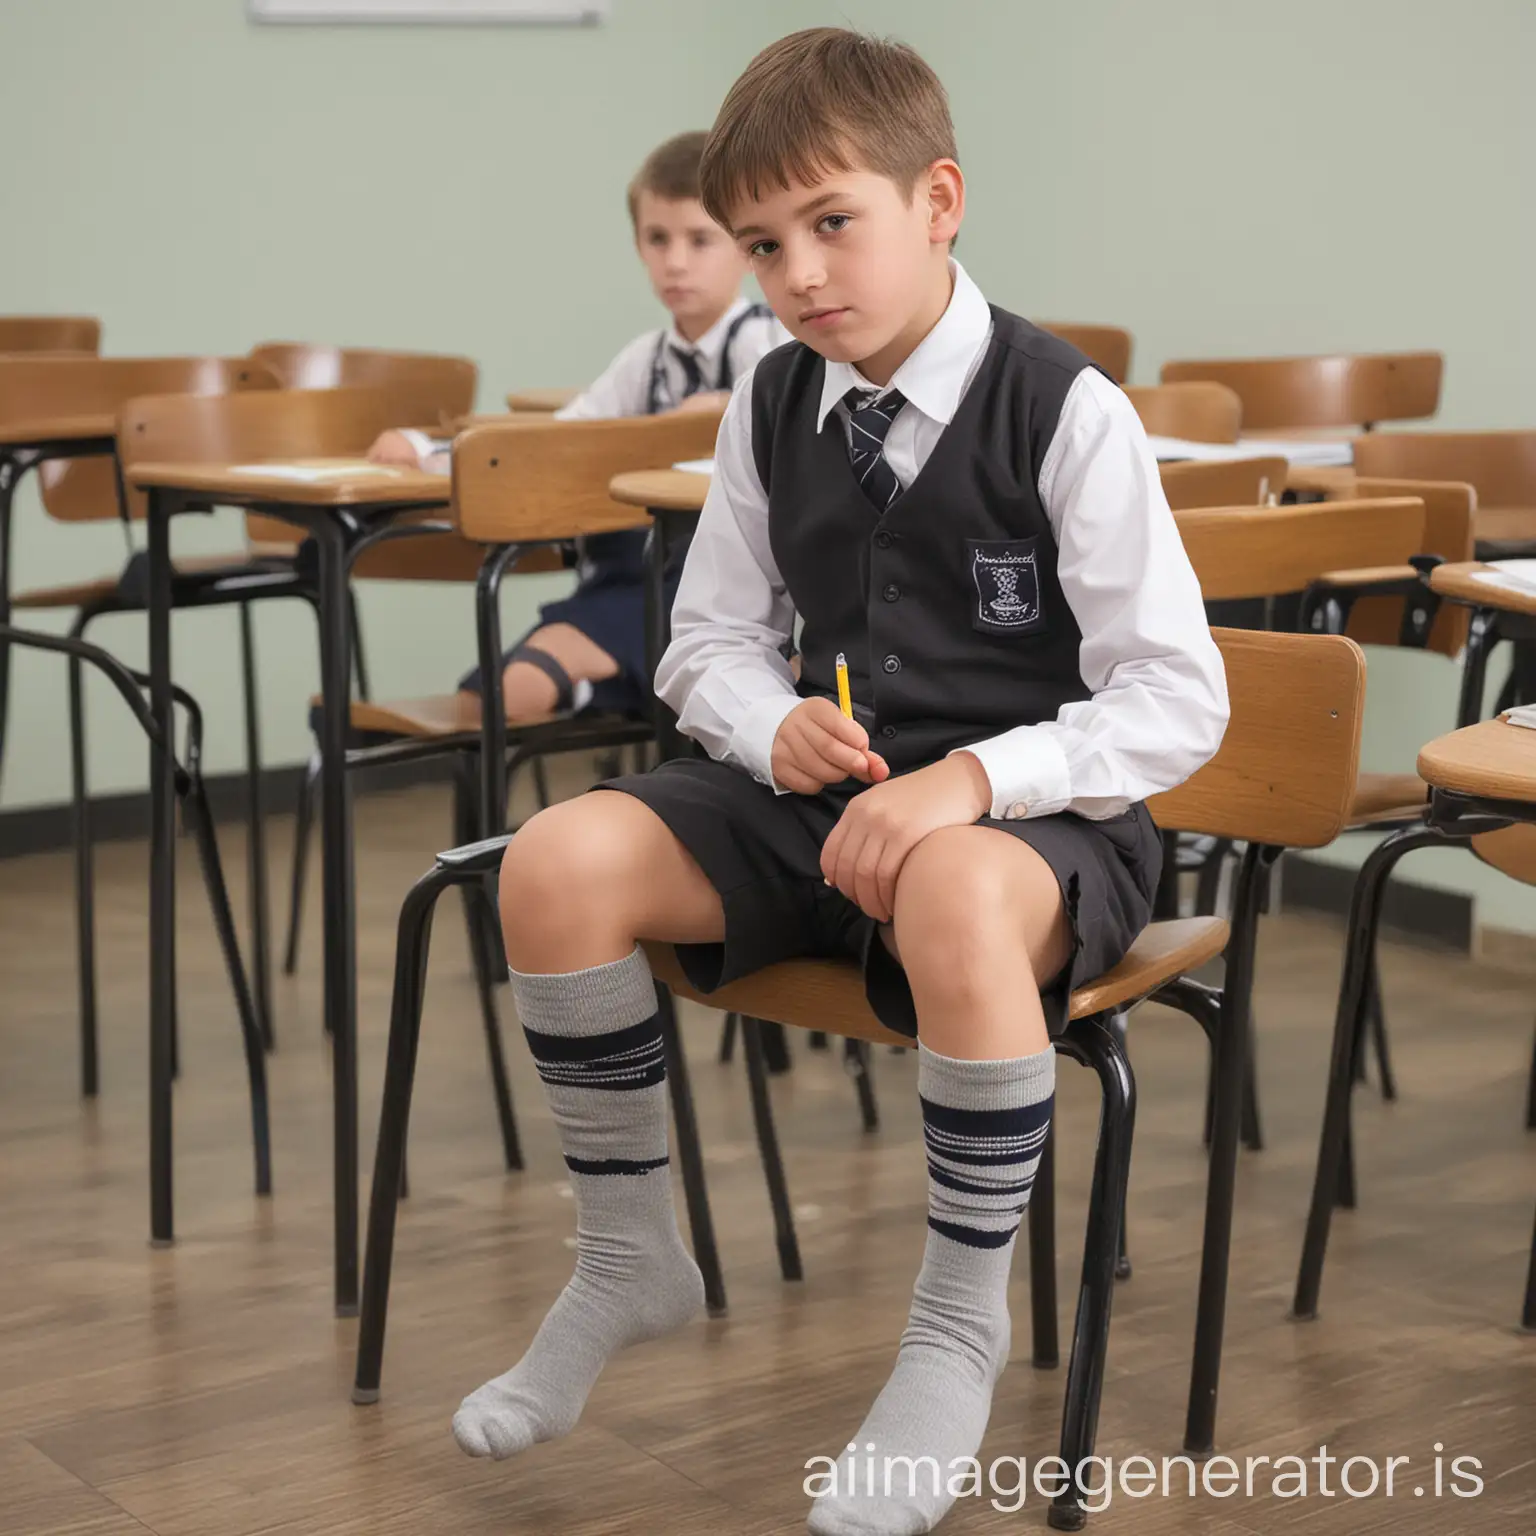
[925,159,964,247]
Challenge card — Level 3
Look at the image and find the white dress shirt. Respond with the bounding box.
[656,260,1229,822]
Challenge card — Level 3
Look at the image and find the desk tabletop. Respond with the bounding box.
[0,413,116,448]
[506,388,579,413]
[1430,561,1536,618]
[126,458,452,508]
[1417,718,1536,803]
[609,468,709,513]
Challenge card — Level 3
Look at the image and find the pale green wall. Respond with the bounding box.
[4,2,1535,927]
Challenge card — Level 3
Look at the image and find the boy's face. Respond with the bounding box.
[730,161,963,381]
[633,192,749,336]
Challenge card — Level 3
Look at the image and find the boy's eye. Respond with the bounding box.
[817,214,851,235]
[747,239,779,259]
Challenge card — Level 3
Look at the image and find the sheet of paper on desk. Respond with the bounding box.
[1503,704,1536,730]
[1471,560,1536,598]
[673,458,715,474]
[1146,436,1354,468]
[227,461,403,482]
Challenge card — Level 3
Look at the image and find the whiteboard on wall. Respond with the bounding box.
[250,1,608,22]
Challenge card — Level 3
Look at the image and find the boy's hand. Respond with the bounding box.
[673,390,732,416]
[366,430,423,468]
[770,697,890,795]
[821,752,994,923]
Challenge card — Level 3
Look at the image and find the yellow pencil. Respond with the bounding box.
[835,652,853,719]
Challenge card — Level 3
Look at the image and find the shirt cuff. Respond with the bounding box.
[950,727,1073,821]
[398,428,451,464]
[727,692,803,793]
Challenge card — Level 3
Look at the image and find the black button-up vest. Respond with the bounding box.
[750,307,1103,774]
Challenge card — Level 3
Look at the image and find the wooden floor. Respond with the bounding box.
[2,772,1535,1534]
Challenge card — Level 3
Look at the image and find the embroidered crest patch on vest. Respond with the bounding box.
[968,538,1047,636]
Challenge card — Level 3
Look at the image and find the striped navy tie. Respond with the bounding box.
[844,386,908,512]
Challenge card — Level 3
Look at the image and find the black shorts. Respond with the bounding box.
[597,756,1162,1040]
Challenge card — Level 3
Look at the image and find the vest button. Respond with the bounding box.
[882,583,900,602]
[882,654,901,674]
[874,531,894,549]
[881,725,898,739]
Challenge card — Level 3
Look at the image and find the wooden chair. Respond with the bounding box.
[347,626,1365,1527]
[506,387,580,413]
[1352,430,1536,554]
[1160,456,1287,510]
[1038,323,1132,384]
[1160,352,1443,433]
[0,316,101,353]
[1126,381,1242,443]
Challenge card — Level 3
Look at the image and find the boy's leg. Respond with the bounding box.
[810,826,1066,1536]
[452,790,725,1460]
[498,622,620,719]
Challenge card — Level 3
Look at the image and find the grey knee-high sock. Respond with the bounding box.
[809,1042,1054,1535]
[452,947,704,1460]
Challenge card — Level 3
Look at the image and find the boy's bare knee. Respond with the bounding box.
[499,799,637,933]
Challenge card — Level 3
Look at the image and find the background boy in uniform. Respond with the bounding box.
[454,30,1228,1535]
[369,130,785,722]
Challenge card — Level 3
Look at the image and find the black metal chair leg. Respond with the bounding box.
[239,603,274,1052]
[282,751,319,976]
[532,755,551,811]
[1183,845,1268,1455]
[67,651,99,1098]
[1193,837,1231,917]
[1108,1012,1132,1279]
[1240,1006,1263,1152]
[741,1018,802,1282]
[1295,825,1447,1320]
[656,985,726,1317]
[1028,1125,1059,1368]
[347,584,371,702]
[1525,1022,1535,1132]
[0,459,14,794]
[1363,957,1397,1101]
[717,1013,738,1063]
[1523,1200,1536,1333]
[353,862,447,1405]
[808,1030,829,1050]
[182,778,272,1196]
[760,1019,792,1074]
[470,882,522,1172]
[845,1038,879,1131]
[1047,1014,1137,1532]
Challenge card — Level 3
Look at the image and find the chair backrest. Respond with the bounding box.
[1149,628,1366,848]
[1037,323,1133,385]
[0,355,279,523]
[1350,430,1536,511]
[1160,456,1287,510]
[1342,477,1475,657]
[1174,498,1425,602]
[453,412,725,543]
[1126,381,1242,444]
[244,345,479,547]
[0,315,102,354]
[1160,352,1443,432]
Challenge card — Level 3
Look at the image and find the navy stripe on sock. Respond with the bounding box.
[923,1130,1048,1167]
[927,1162,1039,1200]
[563,1153,669,1177]
[928,1216,1019,1250]
[535,1054,666,1092]
[523,1015,660,1064]
[919,1094,1054,1141]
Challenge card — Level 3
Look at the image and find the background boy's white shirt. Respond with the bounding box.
[398,296,786,462]
[656,260,1230,822]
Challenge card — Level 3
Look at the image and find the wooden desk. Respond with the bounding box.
[609,467,708,514]
[124,456,452,1314]
[1295,714,1536,1329]
[506,387,579,414]
[1417,717,1536,803]
[0,412,115,449]
[1428,561,1536,728]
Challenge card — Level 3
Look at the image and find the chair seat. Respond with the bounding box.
[644,915,1231,1049]
[1348,770,1428,826]
[12,550,294,611]
[321,692,492,740]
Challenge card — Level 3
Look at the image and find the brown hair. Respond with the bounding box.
[626,131,710,226]
[699,28,957,231]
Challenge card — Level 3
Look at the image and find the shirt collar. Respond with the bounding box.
[816,259,990,431]
[665,295,754,367]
